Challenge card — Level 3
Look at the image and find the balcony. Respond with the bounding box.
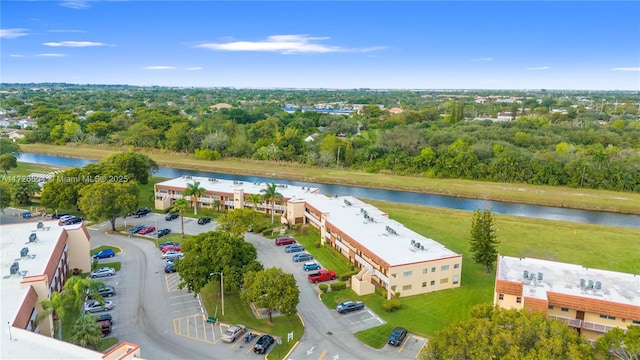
[549,315,582,328]
[582,321,619,334]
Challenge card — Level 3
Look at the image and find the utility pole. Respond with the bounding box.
[336,146,341,167]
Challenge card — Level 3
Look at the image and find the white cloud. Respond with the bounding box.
[43,41,112,47]
[526,66,551,70]
[195,34,386,55]
[0,28,30,39]
[470,57,492,62]
[186,67,203,71]
[60,1,91,9]
[9,54,26,58]
[612,67,640,72]
[37,53,67,57]
[49,29,87,33]
[144,66,176,70]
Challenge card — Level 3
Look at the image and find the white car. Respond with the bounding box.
[84,300,113,313]
[222,324,246,343]
[162,251,184,260]
[90,267,116,278]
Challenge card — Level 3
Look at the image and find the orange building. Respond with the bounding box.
[494,255,640,344]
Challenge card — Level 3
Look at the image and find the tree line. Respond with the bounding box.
[2,87,639,192]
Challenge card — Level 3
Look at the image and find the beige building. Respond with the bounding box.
[154,177,461,299]
[0,220,142,359]
[494,255,640,344]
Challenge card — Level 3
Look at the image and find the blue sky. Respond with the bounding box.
[1,1,639,90]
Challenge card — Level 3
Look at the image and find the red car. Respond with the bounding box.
[275,236,296,246]
[161,244,181,253]
[138,226,156,235]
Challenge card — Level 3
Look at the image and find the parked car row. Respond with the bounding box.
[60,215,83,225]
[85,269,118,337]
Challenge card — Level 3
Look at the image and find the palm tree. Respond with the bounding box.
[71,314,103,349]
[172,197,190,239]
[183,181,206,215]
[246,194,263,210]
[260,182,283,224]
[34,291,68,339]
[64,276,106,314]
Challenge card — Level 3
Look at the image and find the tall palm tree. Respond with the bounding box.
[183,181,206,215]
[34,291,68,339]
[260,182,283,224]
[64,276,106,314]
[172,197,190,239]
[246,194,263,210]
[71,314,103,349]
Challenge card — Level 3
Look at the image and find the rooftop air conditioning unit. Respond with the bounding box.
[20,247,29,257]
[29,233,37,242]
[10,262,19,275]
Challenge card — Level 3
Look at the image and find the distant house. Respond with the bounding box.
[304,133,320,142]
[210,103,233,111]
[7,129,26,141]
[388,107,404,114]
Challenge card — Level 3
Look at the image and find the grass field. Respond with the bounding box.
[19,143,640,215]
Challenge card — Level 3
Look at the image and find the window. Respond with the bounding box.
[391,285,397,291]
[633,320,640,325]
[548,305,554,310]
[402,285,412,291]
[422,282,427,288]
[561,308,569,312]
[454,263,460,269]
[600,314,616,320]
[440,278,448,284]
[422,268,428,274]
[453,275,459,285]
[516,297,522,303]
[430,280,435,286]
[391,273,396,278]
[403,271,413,277]
[431,267,436,272]
[441,265,450,271]
[498,294,504,300]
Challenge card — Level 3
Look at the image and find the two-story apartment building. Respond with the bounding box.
[0,220,142,359]
[494,255,640,343]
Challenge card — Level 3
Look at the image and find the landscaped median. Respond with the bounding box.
[200,281,304,360]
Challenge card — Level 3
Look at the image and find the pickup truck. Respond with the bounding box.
[308,269,336,283]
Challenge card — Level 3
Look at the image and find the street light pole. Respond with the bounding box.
[209,272,224,316]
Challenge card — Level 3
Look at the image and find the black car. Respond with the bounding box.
[52,213,70,219]
[157,228,172,237]
[131,207,151,217]
[165,213,179,221]
[336,300,365,314]
[63,216,83,225]
[197,217,211,225]
[253,334,275,354]
[387,327,408,346]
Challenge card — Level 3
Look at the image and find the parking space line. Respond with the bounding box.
[317,350,327,360]
[398,337,409,353]
[250,302,260,317]
[171,306,202,314]
[170,299,200,306]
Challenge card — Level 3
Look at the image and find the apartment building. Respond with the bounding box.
[0,220,141,359]
[154,176,319,218]
[494,255,640,343]
[286,195,462,299]
[154,176,461,299]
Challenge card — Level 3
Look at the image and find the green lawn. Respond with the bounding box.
[199,282,303,360]
[293,228,353,276]
[90,245,122,255]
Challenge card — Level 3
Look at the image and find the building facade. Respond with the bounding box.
[1,220,142,359]
[494,255,640,344]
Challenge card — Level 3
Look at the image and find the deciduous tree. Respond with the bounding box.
[595,325,640,360]
[0,154,18,174]
[78,181,139,231]
[102,152,158,185]
[241,267,299,322]
[218,207,257,236]
[469,208,499,273]
[0,182,11,211]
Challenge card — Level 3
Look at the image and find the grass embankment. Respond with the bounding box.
[20,143,640,215]
[312,200,640,348]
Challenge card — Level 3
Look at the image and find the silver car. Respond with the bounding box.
[90,267,116,278]
[221,324,246,343]
[162,251,184,260]
[84,300,113,314]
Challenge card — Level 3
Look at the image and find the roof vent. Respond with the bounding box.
[411,240,415,245]
[524,270,529,279]
[10,262,19,275]
[37,221,44,230]
[344,199,352,206]
[595,281,602,290]
[29,233,38,243]
[20,247,29,258]
[537,272,543,281]
[580,278,585,288]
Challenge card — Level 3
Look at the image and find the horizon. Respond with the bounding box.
[1,1,639,91]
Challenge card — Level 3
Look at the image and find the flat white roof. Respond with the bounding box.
[497,256,640,306]
[155,176,320,199]
[304,194,460,267]
[0,221,102,359]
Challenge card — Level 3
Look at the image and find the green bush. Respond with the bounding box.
[314,240,322,248]
[375,286,387,299]
[339,270,359,281]
[194,148,221,160]
[319,284,329,293]
[381,299,401,312]
[330,281,347,291]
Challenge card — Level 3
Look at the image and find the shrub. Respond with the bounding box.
[340,270,359,281]
[381,299,402,312]
[314,240,322,248]
[375,286,387,299]
[318,284,329,293]
[194,148,221,160]
[330,281,347,291]
[91,259,99,271]
[394,291,400,299]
